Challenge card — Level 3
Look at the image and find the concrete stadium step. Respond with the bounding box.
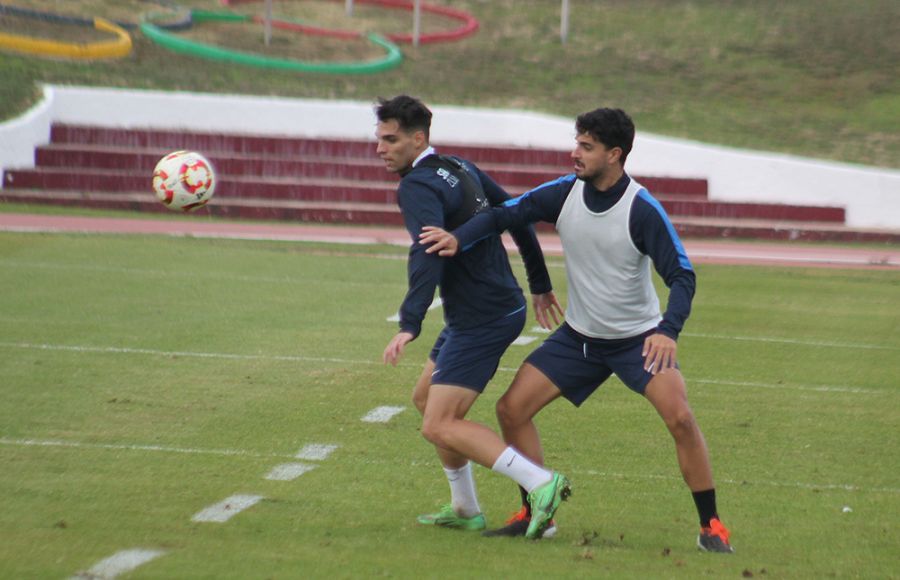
[49,124,577,166]
[3,166,845,223]
[3,188,895,243]
[34,143,709,196]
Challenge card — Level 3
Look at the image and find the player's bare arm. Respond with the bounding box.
[419,226,459,256]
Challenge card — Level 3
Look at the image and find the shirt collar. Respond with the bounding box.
[412,146,436,168]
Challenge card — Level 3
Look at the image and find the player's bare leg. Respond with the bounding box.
[644,370,734,553]
[487,363,564,537]
[643,369,713,491]
[495,363,563,468]
[411,360,468,469]
[411,360,485,529]
[420,385,507,467]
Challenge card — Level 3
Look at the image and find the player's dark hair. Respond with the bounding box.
[575,108,635,164]
[375,95,432,140]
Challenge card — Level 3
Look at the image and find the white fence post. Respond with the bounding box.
[264,0,273,46]
[413,0,421,47]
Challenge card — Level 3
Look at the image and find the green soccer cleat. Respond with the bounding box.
[525,472,571,539]
[416,504,486,531]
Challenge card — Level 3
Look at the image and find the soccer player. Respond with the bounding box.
[419,107,735,552]
[375,95,570,539]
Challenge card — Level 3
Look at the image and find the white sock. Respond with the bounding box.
[443,462,482,517]
[491,447,552,493]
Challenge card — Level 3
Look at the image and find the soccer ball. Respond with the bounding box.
[152,150,216,212]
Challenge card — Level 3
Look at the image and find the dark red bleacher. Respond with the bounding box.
[3,124,885,242]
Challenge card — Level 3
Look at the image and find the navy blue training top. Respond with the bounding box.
[451,173,696,340]
[397,154,552,338]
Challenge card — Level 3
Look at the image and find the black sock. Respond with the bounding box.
[519,485,530,516]
[692,488,718,527]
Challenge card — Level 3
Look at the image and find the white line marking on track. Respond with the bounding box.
[71,548,166,579]
[512,336,538,346]
[361,406,406,423]
[295,443,339,461]
[0,437,298,459]
[265,463,317,481]
[191,494,264,523]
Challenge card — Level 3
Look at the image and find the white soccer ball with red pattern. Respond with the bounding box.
[152,150,216,212]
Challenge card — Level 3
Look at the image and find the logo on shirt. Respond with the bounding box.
[436,168,460,188]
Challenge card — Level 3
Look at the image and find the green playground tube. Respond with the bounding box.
[140,10,402,74]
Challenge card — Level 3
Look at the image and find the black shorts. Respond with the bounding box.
[428,306,526,393]
[526,323,671,406]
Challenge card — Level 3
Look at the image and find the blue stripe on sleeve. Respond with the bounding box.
[503,174,577,207]
[637,189,693,271]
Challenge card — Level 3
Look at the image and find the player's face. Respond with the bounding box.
[571,132,622,183]
[375,120,425,174]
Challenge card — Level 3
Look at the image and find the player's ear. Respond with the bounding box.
[608,146,623,165]
[413,130,427,148]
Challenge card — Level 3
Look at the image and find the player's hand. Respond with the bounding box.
[642,332,677,375]
[419,226,459,256]
[532,291,563,330]
[383,331,415,366]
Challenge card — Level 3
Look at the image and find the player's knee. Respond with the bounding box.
[411,390,428,415]
[495,395,523,430]
[420,417,449,447]
[665,410,698,439]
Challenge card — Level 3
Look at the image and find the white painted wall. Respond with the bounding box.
[2,84,898,229]
[0,85,54,185]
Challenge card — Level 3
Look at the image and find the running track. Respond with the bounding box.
[2,213,898,270]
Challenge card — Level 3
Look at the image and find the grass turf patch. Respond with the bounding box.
[0,231,898,577]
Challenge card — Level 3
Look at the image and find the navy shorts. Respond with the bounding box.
[526,323,671,406]
[428,306,526,393]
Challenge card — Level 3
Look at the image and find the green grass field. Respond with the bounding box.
[1,231,898,578]
[1,0,898,168]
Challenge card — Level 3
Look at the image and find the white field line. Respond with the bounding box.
[5,436,896,495]
[387,297,442,321]
[0,342,888,395]
[0,341,388,367]
[264,463,317,481]
[577,469,900,495]
[361,406,406,423]
[512,336,538,346]
[295,443,339,461]
[530,326,553,334]
[71,548,166,579]
[682,332,899,351]
[191,494,263,523]
[0,437,299,459]
[691,378,880,394]
[0,259,402,289]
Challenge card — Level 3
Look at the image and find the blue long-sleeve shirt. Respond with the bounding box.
[451,173,696,340]
[397,154,552,338]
